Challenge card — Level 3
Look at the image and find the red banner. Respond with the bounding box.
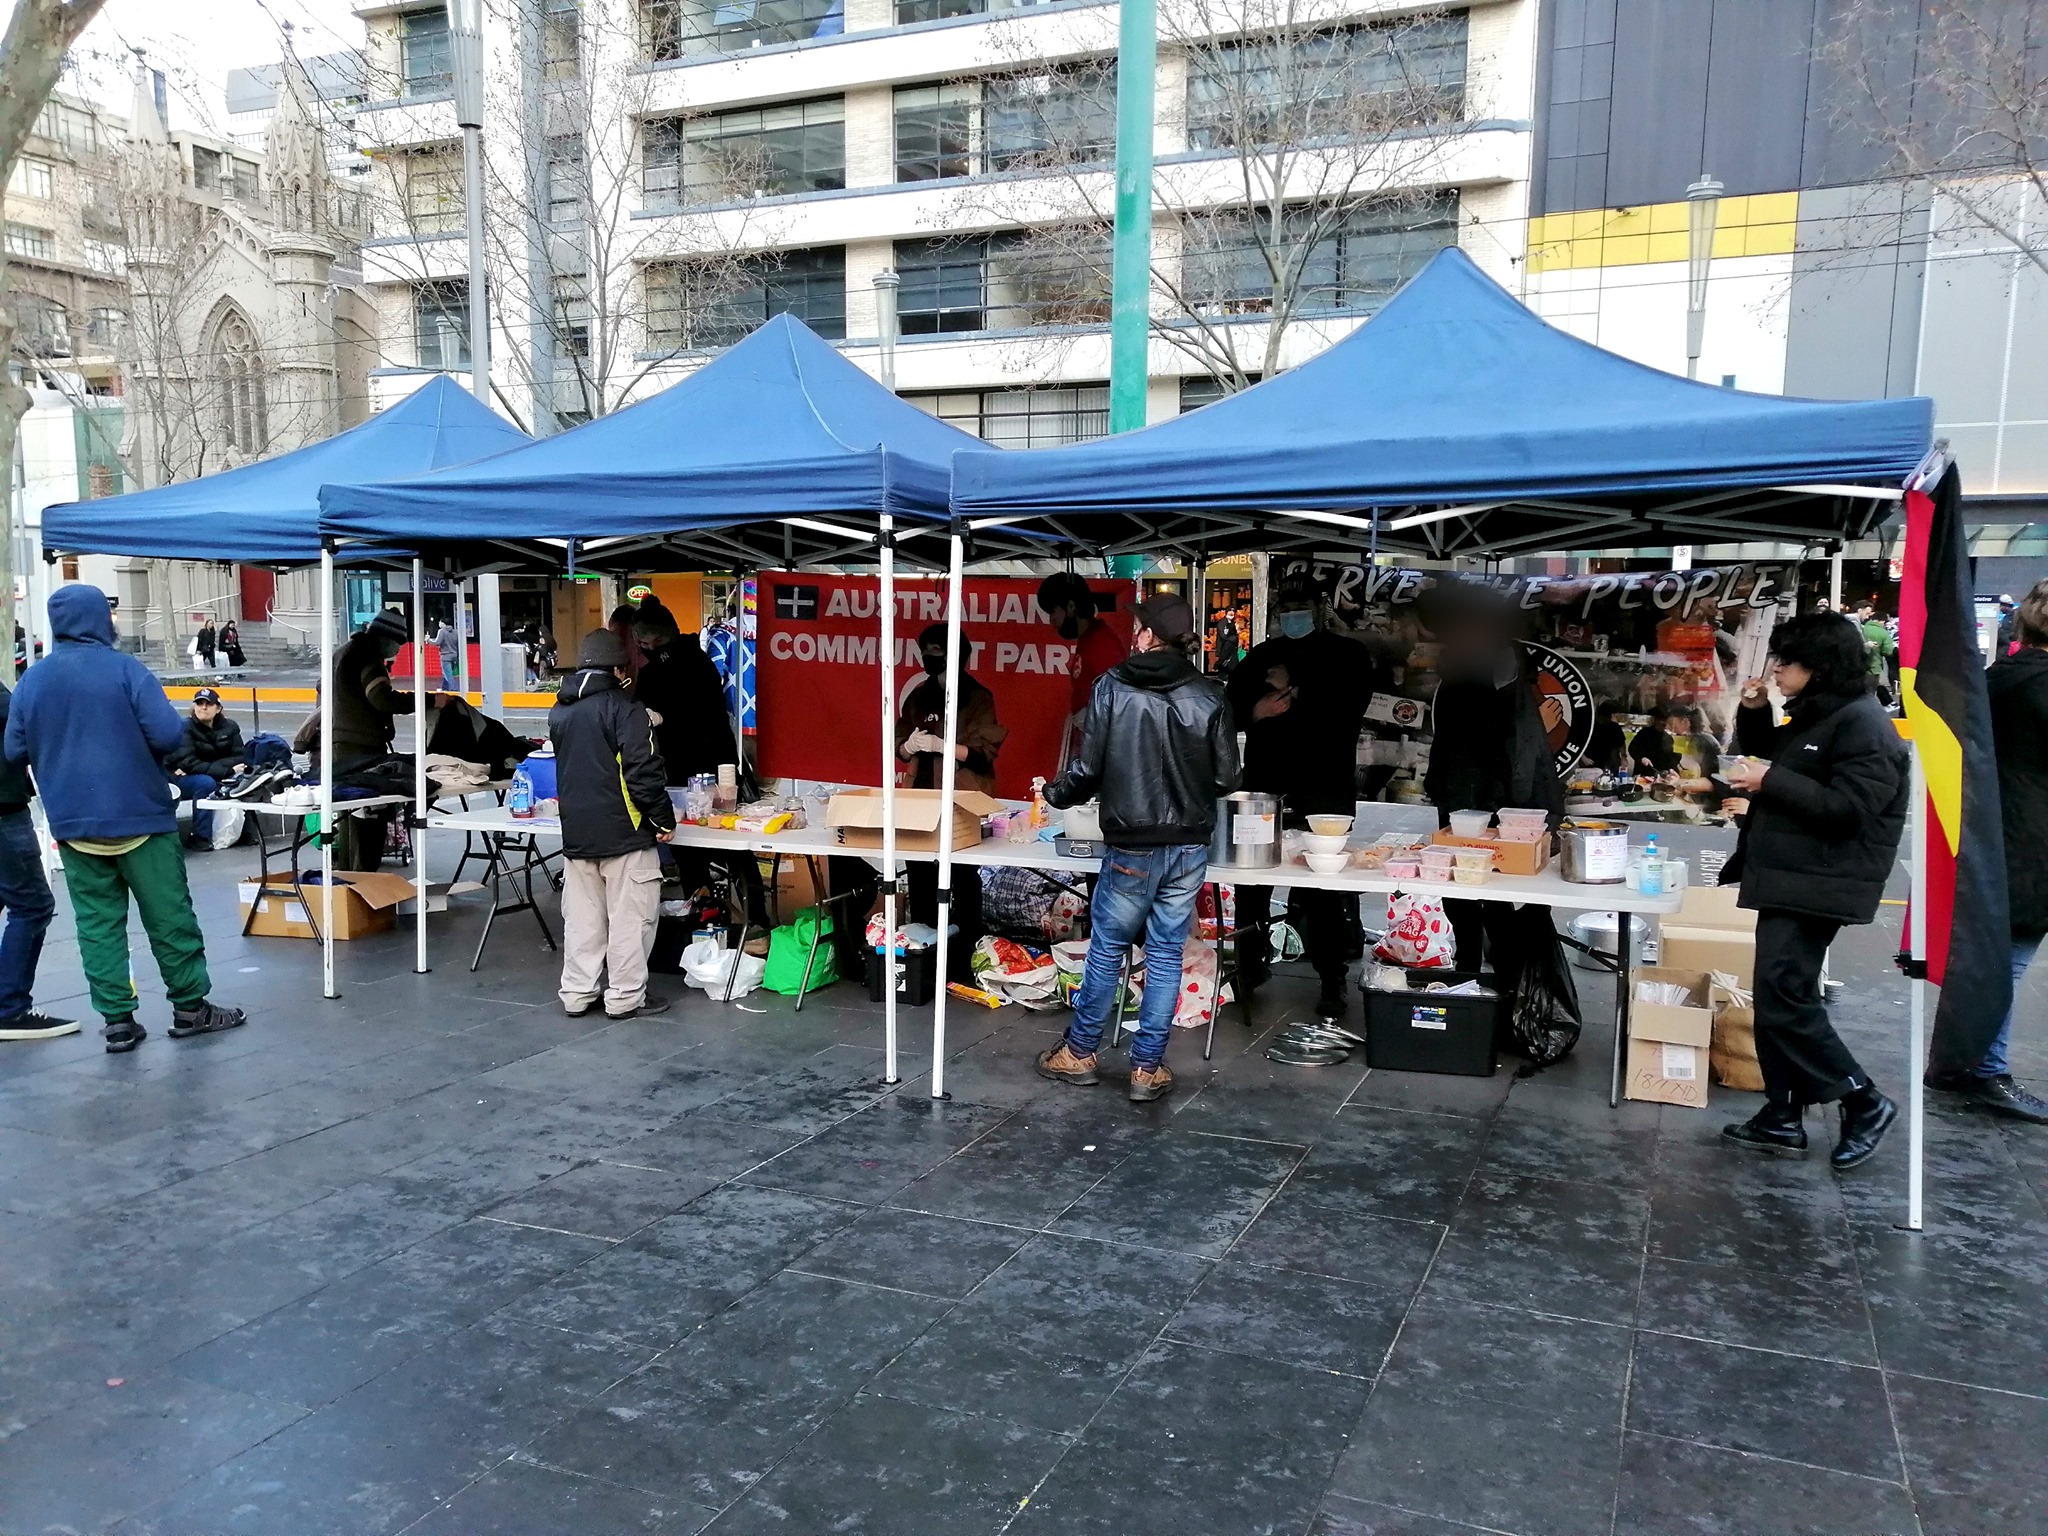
[755,573,1129,798]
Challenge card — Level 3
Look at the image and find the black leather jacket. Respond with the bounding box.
[1046,648,1240,846]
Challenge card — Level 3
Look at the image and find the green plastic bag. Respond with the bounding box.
[761,906,839,997]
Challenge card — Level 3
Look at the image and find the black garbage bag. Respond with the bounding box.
[1504,906,1582,1069]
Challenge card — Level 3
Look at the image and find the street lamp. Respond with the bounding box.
[1685,173,1724,383]
[872,269,900,392]
[446,0,488,406]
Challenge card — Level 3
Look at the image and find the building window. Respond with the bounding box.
[1182,193,1458,317]
[83,238,123,275]
[547,136,585,225]
[414,279,471,370]
[895,230,1109,334]
[1186,13,1468,151]
[403,150,464,234]
[642,0,845,62]
[892,69,1113,183]
[1178,373,1259,412]
[904,385,1109,448]
[400,8,454,98]
[214,311,269,454]
[644,245,846,350]
[8,158,53,200]
[85,306,123,348]
[4,223,54,260]
[543,0,582,80]
[16,296,69,357]
[191,145,222,192]
[643,97,844,207]
[895,0,1056,23]
[894,85,974,182]
[60,558,79,580]
[230,159,260,203]
[32,101,98,155]
[553,277,591,359]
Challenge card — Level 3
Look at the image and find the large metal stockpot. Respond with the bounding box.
[1560,820,1630,884]
[1210,791,1283,869]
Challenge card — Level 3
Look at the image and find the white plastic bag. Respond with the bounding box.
[681,937,766,999]
[209,805,246,850]
[1376,893,1456,968]
[971,935,1060,1009]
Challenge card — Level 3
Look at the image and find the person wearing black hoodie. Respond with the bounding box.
[1721,611,1908,1168]
[550,629,677,1020]
[1037,595,1240,1103]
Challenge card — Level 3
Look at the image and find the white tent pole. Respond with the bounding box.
[1907,740,1926,1232]
[412,557,429,975]
[879,521,900,1084]
[458,578,473,699]
[929,525,966,1100]
[320,546,336,1000]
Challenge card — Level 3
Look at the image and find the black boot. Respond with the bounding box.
[1722,1099,1808,1152]
[1832,1086,1898,1170]
[1315,983,1347,1022]
[1960,1075,2048,1124]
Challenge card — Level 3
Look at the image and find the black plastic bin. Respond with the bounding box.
[867,948,937,1005]
[1363,968,1504,1077]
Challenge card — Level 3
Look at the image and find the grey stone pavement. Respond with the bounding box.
[1,823,2044,1535]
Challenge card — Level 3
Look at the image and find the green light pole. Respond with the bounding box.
[1107,0,1156,434]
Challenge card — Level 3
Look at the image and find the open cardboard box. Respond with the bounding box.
[1429,829,1552,877]
[238,870,421,941]
[1659,884,1757,989]
[825,788,1002,853]
[1626,965,1714,1108]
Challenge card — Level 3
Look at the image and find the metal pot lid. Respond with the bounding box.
[1266,1040,1355,1066]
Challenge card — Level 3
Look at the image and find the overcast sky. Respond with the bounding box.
[62,0,366,135]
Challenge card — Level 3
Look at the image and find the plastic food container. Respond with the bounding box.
[1419,864,1454,883]
[1497,807,1550,825]
[1452,866,1493,886]
[1448,810,1494,838]
[1306,814,1354,837]
[1451,847,1496,872]
[1302,850,1351,875]
[1420,845,1457,868]
[1301,831,1350,855]
[1385,858,1421,880]
[1354,848,1388,871]
[1495,822,1548,842]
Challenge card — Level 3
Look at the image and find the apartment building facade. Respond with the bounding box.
[351,0,1540,445]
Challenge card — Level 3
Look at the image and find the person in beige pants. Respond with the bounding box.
[548,630,677,1019]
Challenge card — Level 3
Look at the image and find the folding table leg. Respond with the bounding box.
[724,915,751,1003]
[1609,913,1636,1108]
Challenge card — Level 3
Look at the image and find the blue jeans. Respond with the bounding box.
[0,809,55,1019]
[1064,843,1208,1069]
[1982,934,2043,1079]
[172,774,219,842]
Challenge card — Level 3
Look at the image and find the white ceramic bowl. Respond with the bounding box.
[1306,814,1354,837]
[1301,832,1350,855]
[1302,850,1351,875]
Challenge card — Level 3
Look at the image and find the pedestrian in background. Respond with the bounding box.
[1721,612,1908,1168]
[551,630,676,1020]
[219,619,244,669]
[165,686,247,849]
[5,586,246,1054]
[1933,578,2048,1123]
[0,676,72,1042]
[1852,600,1896,705]
[1038,594,1239,1103]
[194,618,217,670]
[436,616,460,689]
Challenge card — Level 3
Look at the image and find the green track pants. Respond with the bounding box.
[58,833,212,1021]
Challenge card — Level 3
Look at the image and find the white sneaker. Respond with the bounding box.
[0,1010,81,1041]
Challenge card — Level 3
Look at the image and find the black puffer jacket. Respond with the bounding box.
[1046,647,1240,847]
[1725,690,1908,924]
[167,714,245,779]
[1989,647,2048,936]
[548,668,675,860]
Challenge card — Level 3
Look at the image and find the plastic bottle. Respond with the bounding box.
[509,765,535,820]
[1029,776,1048,829]
[1638,834,1665,896]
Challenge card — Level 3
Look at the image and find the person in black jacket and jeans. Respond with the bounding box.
[0,680,71,1041]
[1721,612,1908,1168]
[550,630,677,1021]
[1931,579,2048,1122]
[1037,595,1239,1103]
[166,687,247,848]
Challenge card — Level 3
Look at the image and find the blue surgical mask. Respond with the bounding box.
[1277,610,1314,639]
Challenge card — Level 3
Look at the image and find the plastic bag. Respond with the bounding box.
[971,935,1059,1008]
[1505,907,1582,1067]
[1375,893,1456,968]
[762,908,838,998]
[680,937,767,999]
[208,805,247,851]
[1167,934,1230,1030]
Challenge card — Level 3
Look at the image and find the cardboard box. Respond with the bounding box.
[1626,965,1714,1108]
[1429,830,1552,878]
[825,788,1001,853]
[238,871,418,941]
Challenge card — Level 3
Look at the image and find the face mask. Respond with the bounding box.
[1056,615,1079,641]
[922,653,946,676]
[1277,610,1314,640]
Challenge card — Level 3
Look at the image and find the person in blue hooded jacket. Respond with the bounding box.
[4,586,246,1053]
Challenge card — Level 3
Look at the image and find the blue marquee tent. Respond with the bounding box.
[317,314,985,569]
[41,375,530,565]
[950,248,1937,559]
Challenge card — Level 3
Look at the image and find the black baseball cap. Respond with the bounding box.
[193,686,221,705]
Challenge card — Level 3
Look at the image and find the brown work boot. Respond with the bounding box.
[1127,1062,1176,1103]
[1036,1041,1100,1086]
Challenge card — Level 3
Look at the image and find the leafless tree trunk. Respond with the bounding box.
[1823,0,2048,278]
[0,0,109,653]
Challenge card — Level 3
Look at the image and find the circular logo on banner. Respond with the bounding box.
[1521,641,1595,777]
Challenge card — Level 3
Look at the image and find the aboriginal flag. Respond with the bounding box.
[1899,463,2012,1075]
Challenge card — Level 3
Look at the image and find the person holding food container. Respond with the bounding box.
[1719,611,1908,1169]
